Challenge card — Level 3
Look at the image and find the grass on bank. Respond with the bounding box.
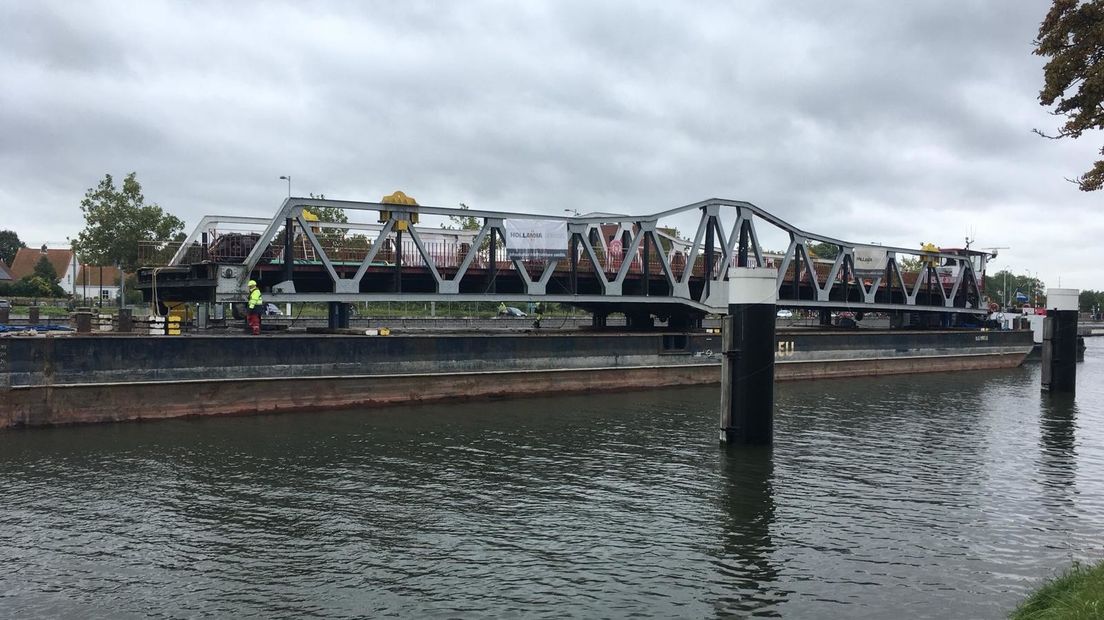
[1012,561,1104,619]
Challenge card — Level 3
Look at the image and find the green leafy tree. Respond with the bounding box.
[1080,289,1104,313]
[303,193,349,226]
[897,256,923,273]
[989,269,1045,307]
[33,255,58,283]
[441,203,480,231]
[75,172,184,271]
[303,193,349,248]
[441,203,492,257]
[1034,0,1104,190]
[17,275,62,298]
[807,241,840,260]
[0,229,25,265]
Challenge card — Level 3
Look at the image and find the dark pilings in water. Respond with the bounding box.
[1042,288,1079,394]
[720,268,777,445]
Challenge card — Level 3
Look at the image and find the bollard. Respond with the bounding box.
[1042,288,1079,393]
[74,312,93,333]
[118,308,133,333]
[720,267,778,445]
[328,302,350,329]
[28,306,39,324]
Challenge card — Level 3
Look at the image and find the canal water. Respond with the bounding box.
[2,342,1103,618]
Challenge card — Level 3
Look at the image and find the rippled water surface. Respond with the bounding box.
[3,341,1104,618]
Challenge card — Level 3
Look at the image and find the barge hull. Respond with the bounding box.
[0,330,1033,429]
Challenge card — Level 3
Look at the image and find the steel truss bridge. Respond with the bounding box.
[136,197,993,326]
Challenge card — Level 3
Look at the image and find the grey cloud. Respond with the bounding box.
[0,0,1098,290]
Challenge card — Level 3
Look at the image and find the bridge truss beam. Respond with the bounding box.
[143,197,994,316]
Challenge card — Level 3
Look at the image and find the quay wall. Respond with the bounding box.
[0,330,1033,429]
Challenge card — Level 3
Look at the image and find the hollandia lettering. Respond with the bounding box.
[504,219,568,260]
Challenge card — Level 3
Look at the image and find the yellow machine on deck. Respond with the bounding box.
[379,191,419,231]
[920,242,940,267]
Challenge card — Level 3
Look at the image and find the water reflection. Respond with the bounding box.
[712,445,782,617]
[1038,391,1079,508]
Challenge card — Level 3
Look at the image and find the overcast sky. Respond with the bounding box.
[1,0,1100,291]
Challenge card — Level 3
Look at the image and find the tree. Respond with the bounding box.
[18,275,61,298]
[33,255,58,283]
[1034,0,1104,191]
[1080,289,1104,312]
[0,229,24,265]
[440,203,492,256]
[806,241,840,260]
[303,193,349,226]
[441,203,480,231]
[989,269,1044,307]
[75,172,184,271]
[303,193,349,248]
[897,256,923,273]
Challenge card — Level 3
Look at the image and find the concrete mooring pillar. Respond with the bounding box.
[1042,288,1079,393]
[720,267,778,445]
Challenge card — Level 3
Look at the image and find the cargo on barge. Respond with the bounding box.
[0,328,1033,429]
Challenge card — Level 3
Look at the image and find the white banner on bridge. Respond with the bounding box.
[504,219,568,260]
[852,246,887,277]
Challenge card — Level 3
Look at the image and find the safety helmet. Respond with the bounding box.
[248,280,257,287]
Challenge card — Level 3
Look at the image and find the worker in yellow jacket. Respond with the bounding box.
[247,280,263,335]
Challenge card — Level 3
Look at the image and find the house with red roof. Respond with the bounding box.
[9,246,78,294]
[74,264,123,302]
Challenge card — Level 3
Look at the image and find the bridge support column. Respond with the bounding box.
[720,268,777,445]
[328,302,350,330]
[1042,288,1079,393]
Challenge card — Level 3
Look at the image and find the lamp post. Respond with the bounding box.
[563,208,579,217]
[66,237,77,299]
[1003,266,1013,312]
[279,175,291,198]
